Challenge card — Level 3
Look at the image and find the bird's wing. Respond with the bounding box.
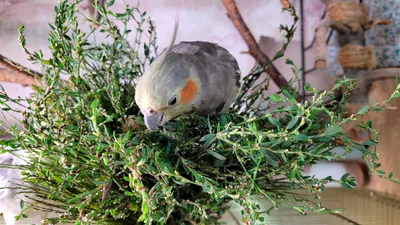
[172,41,241,87]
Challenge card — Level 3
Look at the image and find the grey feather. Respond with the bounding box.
[172,41,241,88]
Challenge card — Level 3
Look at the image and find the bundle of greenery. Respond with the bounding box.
[0,1,398,224]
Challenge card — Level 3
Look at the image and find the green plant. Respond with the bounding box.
[0,1,399,224]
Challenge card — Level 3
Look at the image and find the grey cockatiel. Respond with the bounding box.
[135,22,241,130]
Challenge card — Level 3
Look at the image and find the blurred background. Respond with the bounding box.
[1,0,400,224]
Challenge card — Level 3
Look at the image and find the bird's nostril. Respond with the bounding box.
[148,109,155,114]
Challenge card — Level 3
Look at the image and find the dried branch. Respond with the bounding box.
[221,0,289,89]
[0,54,41,86]
[0,54,41,78]
[0,68,39,86]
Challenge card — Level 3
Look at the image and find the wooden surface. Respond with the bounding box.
[364,78,400,197]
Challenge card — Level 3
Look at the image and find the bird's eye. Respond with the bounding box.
[168,96,177,106]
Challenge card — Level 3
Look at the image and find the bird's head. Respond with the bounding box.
[135,54,200,130]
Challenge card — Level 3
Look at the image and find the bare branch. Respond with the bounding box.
[221,0,289,89]
[0,54,41,86]
[0,68,39,86]
[0,54,41,78]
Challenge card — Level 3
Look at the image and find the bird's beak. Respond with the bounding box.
[144,112,167,131]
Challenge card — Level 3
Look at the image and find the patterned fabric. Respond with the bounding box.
[364,0,400,67]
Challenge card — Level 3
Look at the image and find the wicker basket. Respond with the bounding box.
[338,45,375,70]
[327,2,369,32]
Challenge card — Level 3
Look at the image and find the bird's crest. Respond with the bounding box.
[148,18,179,71]
[165,17,179,55]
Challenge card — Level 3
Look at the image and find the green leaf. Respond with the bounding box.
[286,59,294,65]
[40,60,51,65]
[367,120,372,128]
[124,191,135,197]
[20,200,24,210]
[200,134,216,147]
[269,94,282,102]
[286,116,299,130]
[347,180,356,186]
[155,151,171,173]
[340,182,352,189]
[295,134,308,141]
[261,150,281,166]
[273,50,284,60]
[304,83,312,92]
[129,201,139,211]
[283,89,297,103]
[311,124,321,130]
[340,173,349,181]
[376,170,386,175]
[352,143,370,154]
[206,150,227,161]
[268,117,281,127]
[362,140,376,146]
[107,0,116,7]
[91,98,100,110]
[281,140,293,149]
[284,105,299,111]
[325,125,342,136]
[357,106,369,115]
[144,43,150,57]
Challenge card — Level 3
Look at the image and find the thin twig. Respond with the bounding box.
[221,0,289,89]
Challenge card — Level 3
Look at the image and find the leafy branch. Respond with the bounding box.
[0,1,398,225]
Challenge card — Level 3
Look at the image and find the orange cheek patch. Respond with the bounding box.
[179,78,198,104]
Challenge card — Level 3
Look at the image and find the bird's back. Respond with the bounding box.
[169,41,241,114]
[171,41,241,87]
